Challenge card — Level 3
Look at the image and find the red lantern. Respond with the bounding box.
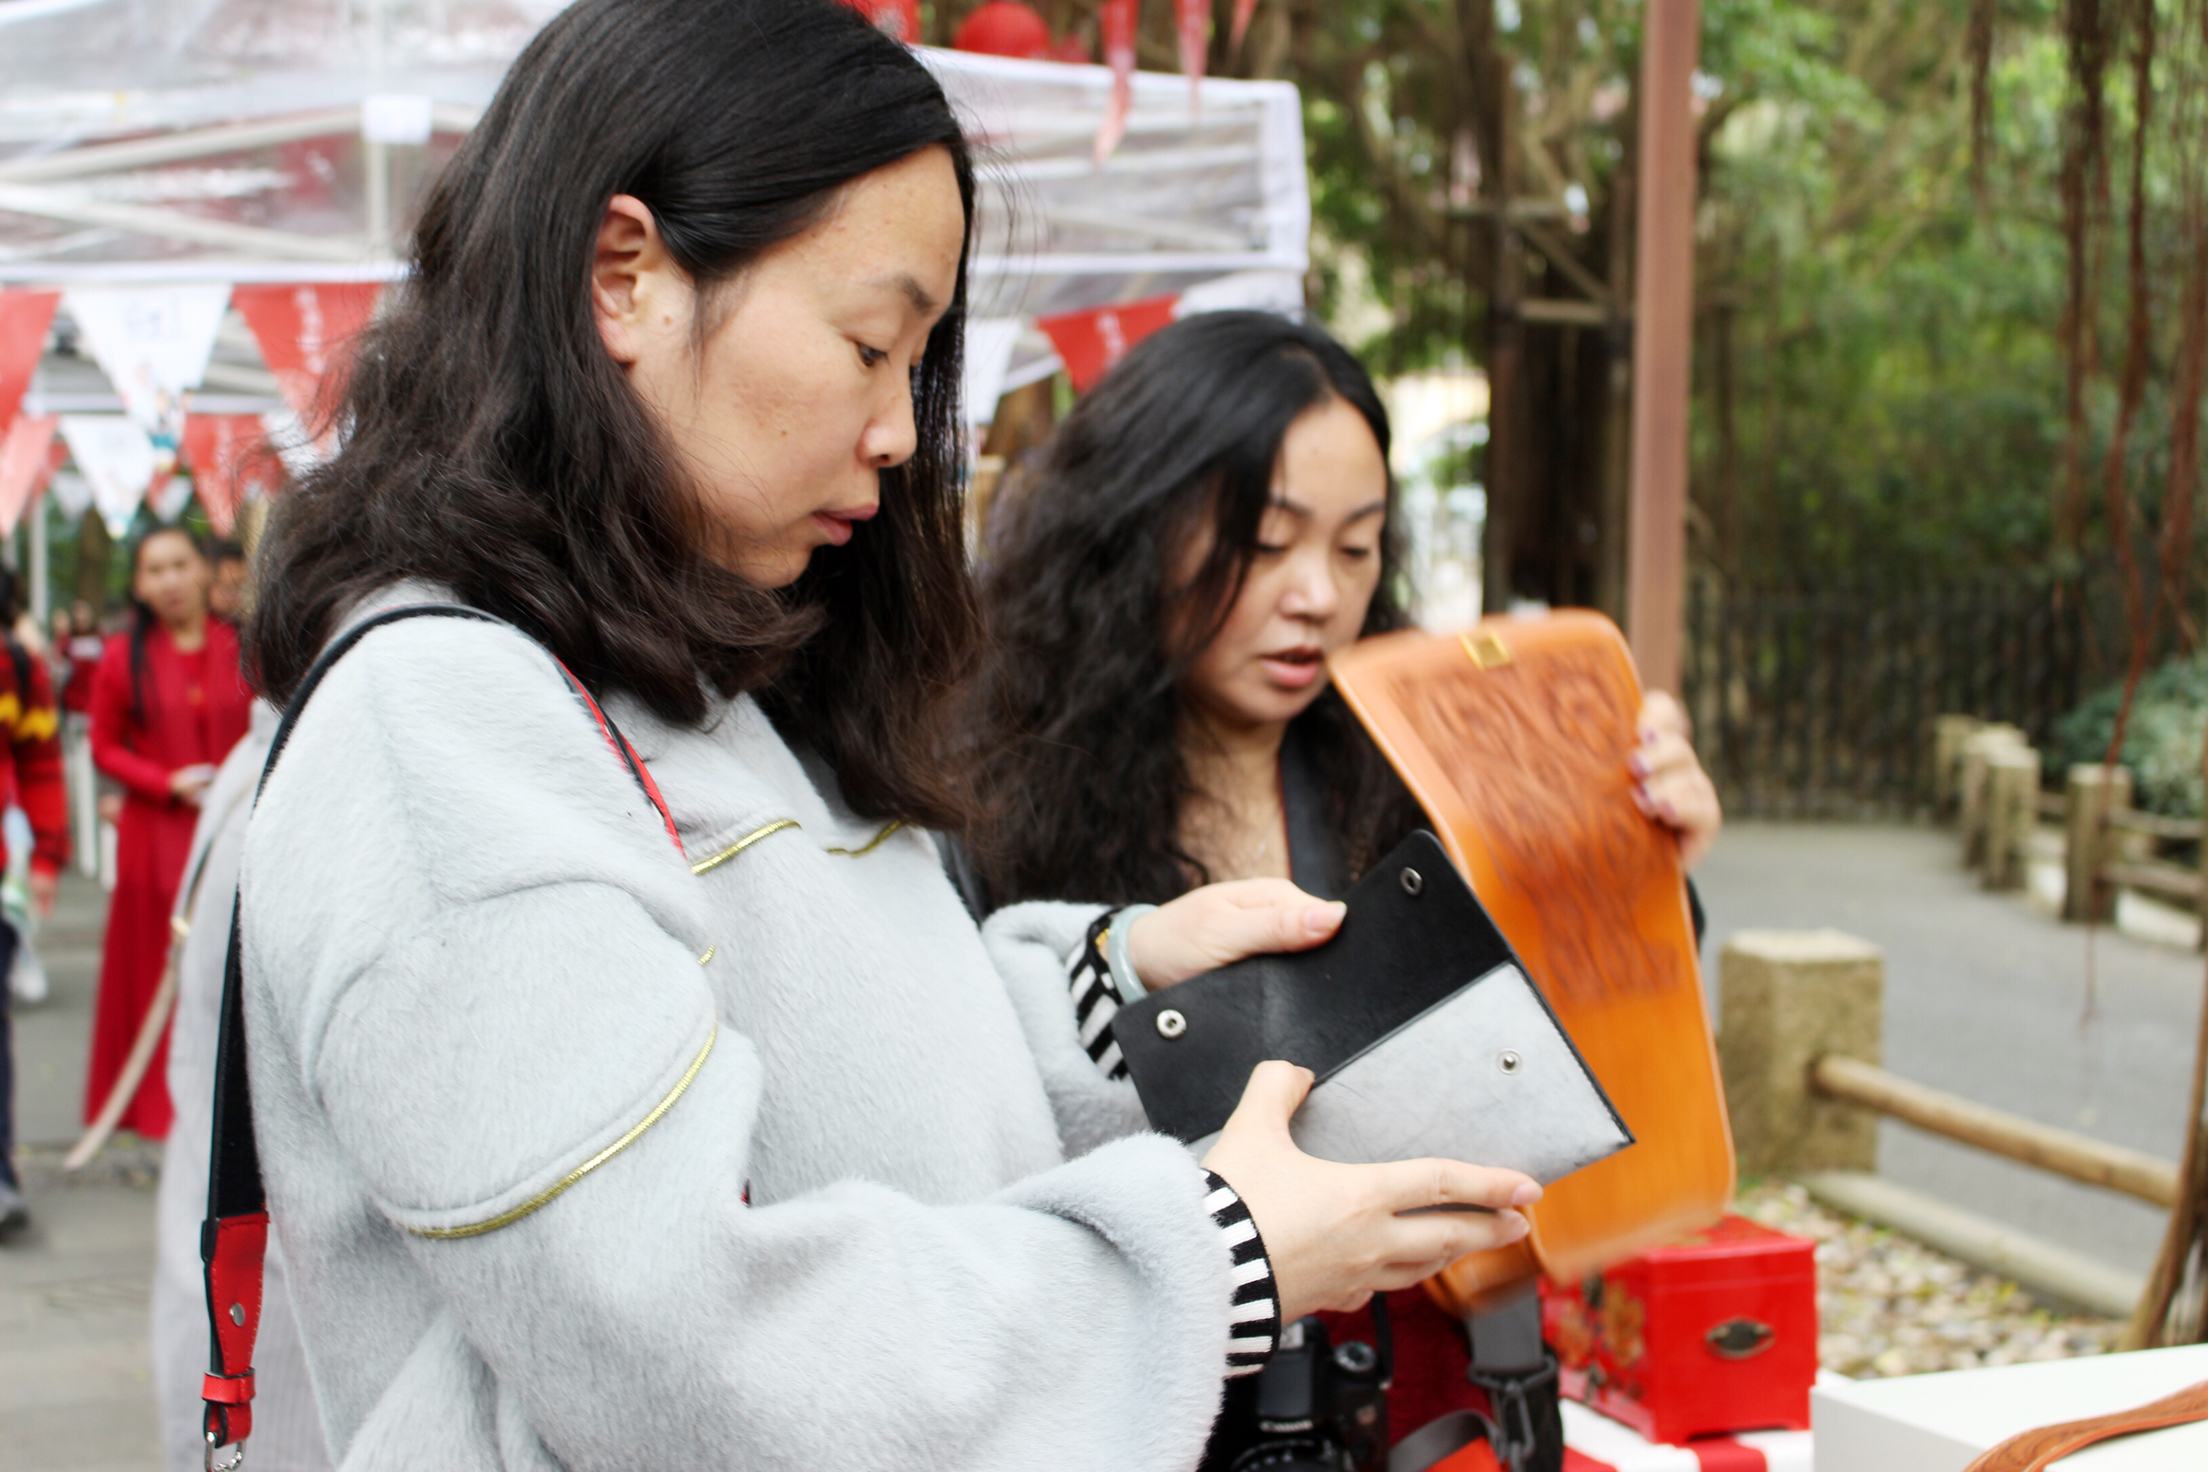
[953,2,1052,59]
[838,0,919,44]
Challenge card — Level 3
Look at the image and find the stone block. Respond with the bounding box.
[1718,929,1884,1179]
[2064,764,2134,923]
[1981,747,2040,892]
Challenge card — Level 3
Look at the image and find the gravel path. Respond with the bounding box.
[1735,1181,2124,1378]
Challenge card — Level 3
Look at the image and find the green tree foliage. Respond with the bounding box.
[922,1,2206,598]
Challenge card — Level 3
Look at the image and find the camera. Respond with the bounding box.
[1204,1314,1390,1472]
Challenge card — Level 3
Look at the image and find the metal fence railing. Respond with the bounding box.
[1681,576,2124,819]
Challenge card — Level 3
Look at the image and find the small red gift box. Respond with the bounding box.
[1541,1214,1816,1447]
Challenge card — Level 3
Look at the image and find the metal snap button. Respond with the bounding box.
[1400,867,1423,896]
[1156,1008,1187,1039]
[1497,1050,1522,1074]
[229,1302,246,1326]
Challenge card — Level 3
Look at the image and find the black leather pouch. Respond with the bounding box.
[1113,831,1632,1182]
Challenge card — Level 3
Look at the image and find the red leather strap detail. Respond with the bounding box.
[202,1210,266,1447]
[551,661,685,858]
[204,1402,254,1447]
[201,1371,256,1404]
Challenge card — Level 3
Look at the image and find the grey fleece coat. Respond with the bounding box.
[237,602,1232,1471]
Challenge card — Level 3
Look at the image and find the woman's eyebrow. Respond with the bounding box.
[1268,497,1389,522]
[872,271,940,314]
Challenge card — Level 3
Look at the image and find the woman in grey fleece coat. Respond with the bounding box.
[231,4,1539,1468]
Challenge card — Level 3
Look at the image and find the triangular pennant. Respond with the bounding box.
[60,414,158,538]
[258,407,326,481]
[180,414,284,536]
[0,291,60,431]
[48,470,93,522]
[962,318,1023,429]
[1036,294,1180,392]
[232,283,383,423]
[150,473,194,524]
[1094,0,1137,164]
[63,286,230,472]
[0,413,59,536]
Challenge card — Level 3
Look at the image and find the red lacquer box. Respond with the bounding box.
[1541,1213,1816,1446]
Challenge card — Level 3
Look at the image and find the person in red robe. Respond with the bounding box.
[84,528,252,1140]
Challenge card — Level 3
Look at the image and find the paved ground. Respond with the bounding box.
[6,822,2201,1468]
[1697,820,2204,1279]
[2,873,163,1472]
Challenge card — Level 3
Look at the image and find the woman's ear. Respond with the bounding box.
[592,194,679,367]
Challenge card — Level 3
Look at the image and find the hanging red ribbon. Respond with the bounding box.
[0,290,59,431]
[1177,0,1210,112]
[0,413,59,536]
[180,414,286,537]
[1230,0,1261,54]
[1094,0,1138,164]
[231,283,383,423]
[1036,294,1179,392]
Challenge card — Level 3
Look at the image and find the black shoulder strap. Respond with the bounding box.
[199,603,679,1464]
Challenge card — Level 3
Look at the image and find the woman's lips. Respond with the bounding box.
[1259,648,1325,689]
[812,504,879,546]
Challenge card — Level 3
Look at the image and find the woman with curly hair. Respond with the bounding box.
[964,310,1720,918]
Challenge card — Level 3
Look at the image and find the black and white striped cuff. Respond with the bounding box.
[1066,909,1131,1080]
[1204,1170,1280,1378]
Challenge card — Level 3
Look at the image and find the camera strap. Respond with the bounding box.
[200,604,683,1469]
[1387,1294,1563,1472]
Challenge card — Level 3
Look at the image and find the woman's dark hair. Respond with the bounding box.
[127,525,208,729]
[248,0,978,826]
[968,310,1425,907]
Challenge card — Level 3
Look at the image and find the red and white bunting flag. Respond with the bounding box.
[180,414,285,536]
[0,413,59,536]
[0,290,59,432]
[232,282,383,423]
[62,285,230,471]
[1176,0,1209,113]
[1094,0,1138,164]
[1036,293,1179,392]
[59,414,158,538]
[1229,0,1260,53]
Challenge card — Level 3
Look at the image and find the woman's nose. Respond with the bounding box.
[862,384,919,470]
[1280,552,1341,621]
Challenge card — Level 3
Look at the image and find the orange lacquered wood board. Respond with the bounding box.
[1326,612,1734,1302]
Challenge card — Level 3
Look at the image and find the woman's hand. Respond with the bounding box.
[169,767,212,807]
[1630,691,1721,871]
[1125,879,1344,990]
[1203,1061,1540,1322]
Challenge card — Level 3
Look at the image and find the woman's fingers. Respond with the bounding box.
[1369,1155,1540,1215]
[1628,697,1723,871]
[1205,1061,1547,1322]
[1225,1058,1316,1136]
[1126,880,1346,988]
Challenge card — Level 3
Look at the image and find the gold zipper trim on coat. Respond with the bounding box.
[408,1021,718,1240]
[824,821,903,858]
[697,945,716,966]
[689,819,800,875]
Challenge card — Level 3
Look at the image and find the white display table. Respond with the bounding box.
[1811,1344,2208,1470]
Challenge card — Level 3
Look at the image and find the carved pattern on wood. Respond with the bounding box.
[1379,640,1671,1006]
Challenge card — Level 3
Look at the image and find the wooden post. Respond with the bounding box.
[1718,929,1884,1178]
[1624,0,1700,695]
[1982,747,2040,892]
[2064,764,2134,923]
[1958,726,2025,869]
[1933,714,1983,821]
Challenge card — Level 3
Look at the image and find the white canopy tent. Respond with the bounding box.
[0,0,1310,417]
